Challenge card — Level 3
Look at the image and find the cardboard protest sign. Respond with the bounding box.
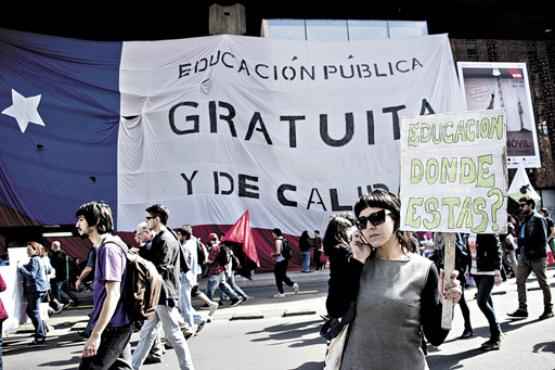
[400,110,508,234]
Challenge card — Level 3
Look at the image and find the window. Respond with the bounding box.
[262,19,428,41]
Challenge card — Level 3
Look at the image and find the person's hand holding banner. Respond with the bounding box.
[439,269,462,304]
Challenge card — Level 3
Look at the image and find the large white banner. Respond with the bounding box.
[117,34,464,234]
[400,110,508,234]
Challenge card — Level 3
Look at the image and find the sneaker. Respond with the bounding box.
[481,339,500,351]
[507,309,528,318]
[144,356,162,364]
[273,293,286,298]
[181,326,195,339]
[208,302,219,317]
[230,298,242,307]
[29,338,46,346]
[195,320,206,336]
[459,328,474,339]
[293,282,300,294]
[539,310,554,320]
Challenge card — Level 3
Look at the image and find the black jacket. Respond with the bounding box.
[475,234,502,272]
[518,212,547,260]
[149,228,181,305]
[325,243,362,318]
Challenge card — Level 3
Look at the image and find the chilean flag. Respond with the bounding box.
[0,28,121,226]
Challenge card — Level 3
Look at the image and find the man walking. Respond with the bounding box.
[131,204,195,370]
[75,201,132,370]
[508,197,553,320]
[271,228,299,298]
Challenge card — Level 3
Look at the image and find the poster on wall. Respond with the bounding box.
[457,62,541,168]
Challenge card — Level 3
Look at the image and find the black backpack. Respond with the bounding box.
[281,238,292,260]
[108,240,162,322]
[216,245,231,266]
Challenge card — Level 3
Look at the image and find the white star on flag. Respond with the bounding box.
[2,89,46,133]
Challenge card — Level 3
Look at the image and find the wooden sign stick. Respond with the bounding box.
[441,232,456,330]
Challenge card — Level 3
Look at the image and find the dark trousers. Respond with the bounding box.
[79,325,132,370]
[274,260,294,294]
[458,275,472,330]
[25,292,46,339]
[474,275,501,340]
[52,280,79,304]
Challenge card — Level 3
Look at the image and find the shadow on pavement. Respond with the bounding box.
[246,319,326,347]
[532,341,555,354]
[3,331,85,356]
[427,347,484,369]
[292,361,325,370]
[37,355,81,368]
[428,317,550,368]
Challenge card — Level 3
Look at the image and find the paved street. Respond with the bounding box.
[3,270,555,369]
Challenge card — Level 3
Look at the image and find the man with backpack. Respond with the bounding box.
[74,201,132,370]
[205,233,242,306]
[131,204,195,370]
[271,228,299,298]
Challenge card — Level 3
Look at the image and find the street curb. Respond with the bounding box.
[229,313,265,320]
[282,310,317,317]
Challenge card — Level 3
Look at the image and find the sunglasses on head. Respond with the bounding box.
[357,209,389,229]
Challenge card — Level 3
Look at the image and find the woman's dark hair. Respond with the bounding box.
[353,190,415,253]
[75,201,114,234]
[299,230,310,243]
[323,214,355,256]
[272,228,283,237]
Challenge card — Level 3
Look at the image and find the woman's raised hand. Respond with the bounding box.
[350,230,372,263]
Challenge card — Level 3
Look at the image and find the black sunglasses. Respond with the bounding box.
[357,210,389,229]
[519,204,527,208]
[145,216,154,220]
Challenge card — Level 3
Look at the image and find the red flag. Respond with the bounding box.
[221,209,260,267]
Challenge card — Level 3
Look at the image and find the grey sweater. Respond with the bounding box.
[339,253,447,370]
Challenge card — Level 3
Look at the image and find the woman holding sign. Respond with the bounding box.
[326,190,461,370]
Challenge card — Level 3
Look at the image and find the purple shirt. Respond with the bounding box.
[91,235,129,328]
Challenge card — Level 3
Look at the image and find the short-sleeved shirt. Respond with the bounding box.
[91,235,129,328]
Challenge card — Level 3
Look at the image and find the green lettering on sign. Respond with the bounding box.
[405,197,423,228]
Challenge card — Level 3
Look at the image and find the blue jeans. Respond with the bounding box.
[79,324,132,370]
[180,273,202,330]
[25,292,46,340]
[301,252,311,272]
[132,305,195,370]
[474,275,501,339]
[219,271,248,301]
[206,272,239,301]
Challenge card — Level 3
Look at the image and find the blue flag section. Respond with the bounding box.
[0,29,122,226]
